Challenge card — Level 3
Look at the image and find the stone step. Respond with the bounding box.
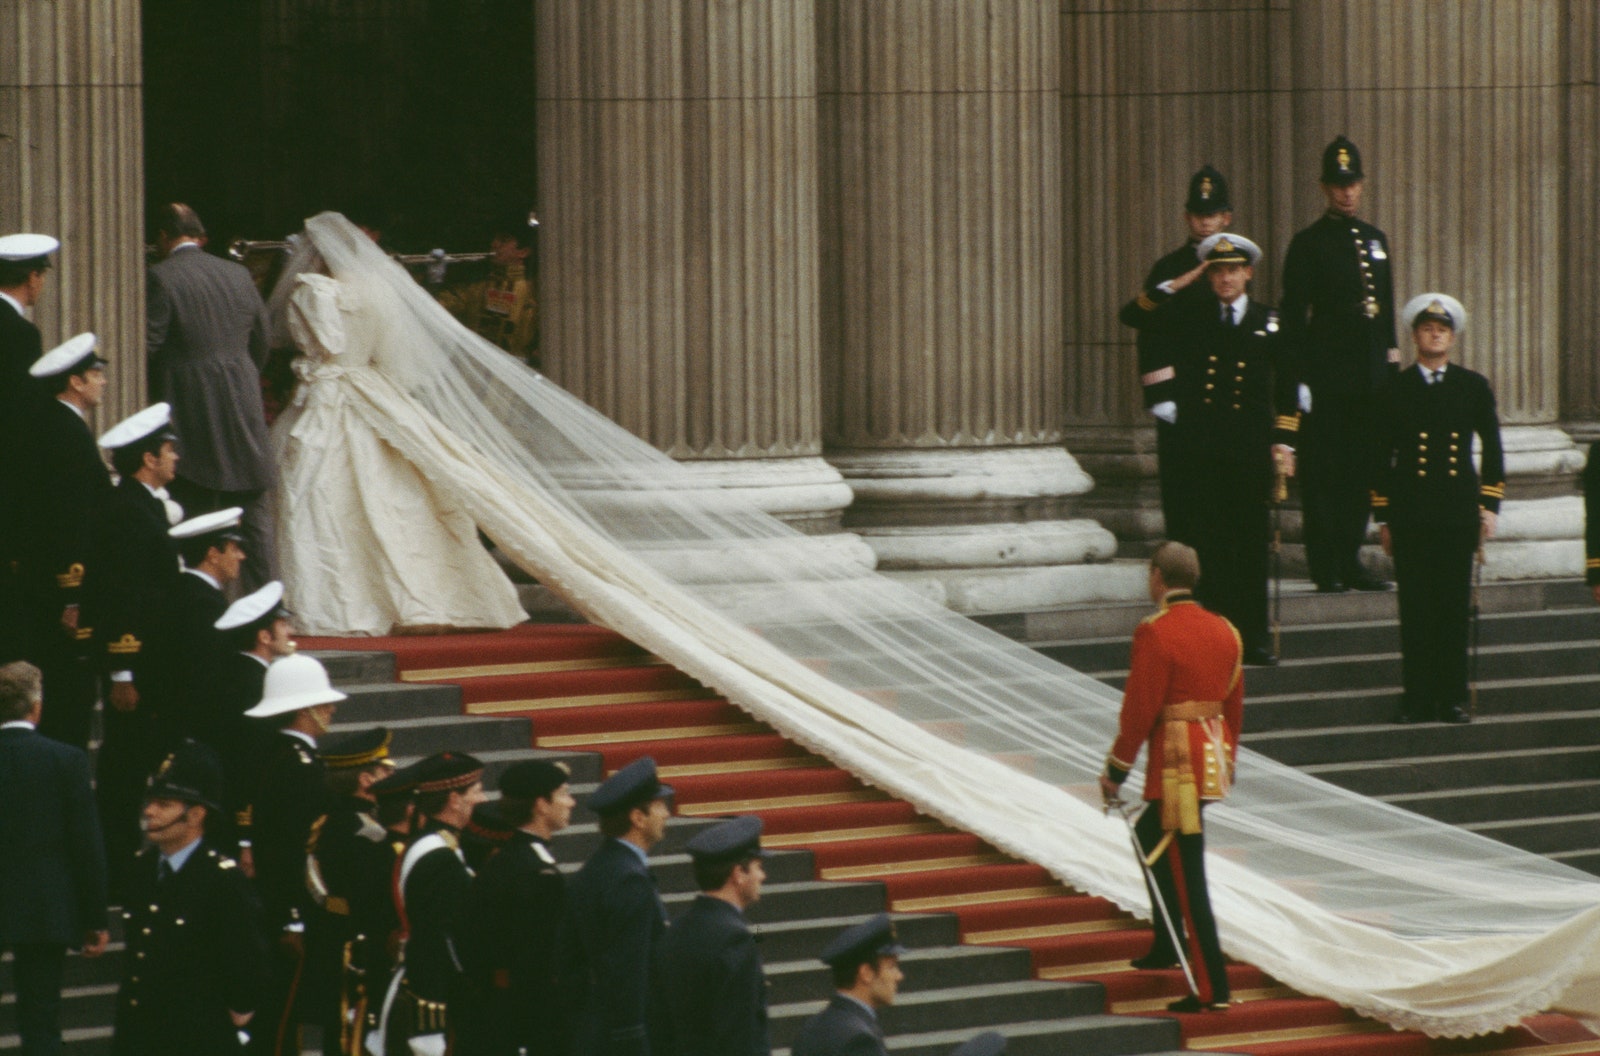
[1305,745,1600,798]
[1244,709,1600,767]
[764,943,1036,1007]
[1244,673,1600,733]
[311,649,396,685]
[328,680,462,723]
[773,1016,1189,1056]
[1465,812,1600,857]
[1384,780,1600,827]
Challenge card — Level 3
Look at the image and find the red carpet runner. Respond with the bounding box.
[302,624,1600,1056]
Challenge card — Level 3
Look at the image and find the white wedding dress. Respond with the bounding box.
[269,271,525,636]
[265,212,1600,1039]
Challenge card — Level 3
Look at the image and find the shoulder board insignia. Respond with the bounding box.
[108,633,143,656]
[534,842,557,866]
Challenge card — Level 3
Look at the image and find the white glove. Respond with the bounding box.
[1150,401,1177,425]
[409,1034,447,1056]
[1298,384,1312,414]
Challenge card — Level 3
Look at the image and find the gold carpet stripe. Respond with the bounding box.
[536,722,765,748]
[656,757,827,778]
[965,918,1141,943]
[1111,986,1295,1014]
[1038,959,1138,980]
[762,822,948,848]
[677,789,889,816]
[402,655,663,681]
[893,885,1068,912]
[820,853,1013,881]
[1187,1021,1387,1050]
[467,689,705,714]
[1485,1042,1600,1056]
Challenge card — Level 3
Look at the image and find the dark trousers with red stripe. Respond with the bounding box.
[1135,801,1229,1004]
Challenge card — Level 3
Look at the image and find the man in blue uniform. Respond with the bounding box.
[565,756,675,1056]
[655,815,771,1056]
[1118,165,1237,545]
[1280,135,1398,593]
[790,913,906,1056]
[1373,294,1504,724]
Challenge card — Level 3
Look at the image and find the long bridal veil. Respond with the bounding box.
[277,211,1600,1037]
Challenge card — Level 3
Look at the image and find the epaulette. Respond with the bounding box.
[108,633,142,656]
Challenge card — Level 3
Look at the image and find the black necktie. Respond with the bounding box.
[157,858,173,883]
[1222,305,1235,326]
[1430,369,1443,385]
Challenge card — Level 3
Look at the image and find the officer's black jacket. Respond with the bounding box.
[1371,364,1504,529]
[1585,442,1600,587]
[0,299,43,568]
[166,570,229,742]
[214,651,270,826]
[1280,210,1399,399]
[564,835,667,1056]
[248,732,327,931]
[461,829,570,1054]
[85,477,181,689]
[654,894,768,1056]
[1118,239,1207,408]
[399,819,474,1006]
[790,994,887,1056]
[17,398,111,619]
[112,843,267,1056]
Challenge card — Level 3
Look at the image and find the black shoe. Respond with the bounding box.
[1440,704,1471,724]
[1345,573,1393,592]
[1131,951,1180,971]
[1392,709,1419,724]
[1242,646,1278,667]
[1313,579,1347,594]
[1167,995,1231,1013]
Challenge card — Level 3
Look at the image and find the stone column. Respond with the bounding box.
[1562,0,1600,441]
[1286,0,1582,580]
[1059,2,1285,550]
[818,0,1120,613]
[536,0,854,535]
[0,0,145,425]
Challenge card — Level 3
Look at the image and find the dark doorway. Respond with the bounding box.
[142,0,538,253]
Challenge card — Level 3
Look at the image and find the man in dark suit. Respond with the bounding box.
[88,404,185,892]
[1280,136,1399,593]
[239,654,346,1056]
[114,738,267,1056]
[460,759,576,1056]
[655,815,771,1056]
[18,334,113,749]
[1120,234,1300,665]
[0,660,109,1056]
[146,202,276,589]
[166,507,248,742]
[1117,166,1236,545]
[0,232,58,664]
[790,914,906,1056]
[565,757,675,1056]
[1374,295,1504,725]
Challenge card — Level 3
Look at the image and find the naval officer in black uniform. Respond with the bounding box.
[1373,294,1503,725]
[1280,135,1398,593]
[1585,441,1600,602]
[565,756,675,1056]
[655,815,772,1056]
[460,758,576,1056]
[113,739,267,1056]
[1118,165,1235,545]
[167,507,248,743]
[790,913,906,1056]
[213,580,296,846]
[18,334,112,749]
[1117,234,1300,664]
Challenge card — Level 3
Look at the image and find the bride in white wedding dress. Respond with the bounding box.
[265,211,1600,1038]
[269,243,525,635]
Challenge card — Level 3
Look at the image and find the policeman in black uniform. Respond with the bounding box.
[89,403,184,894]
[789,914,906,1056]
[1118,165,1236,545]
[1280,135,1398,593]
[1117,234,1299,665]
[166,507,248,743]
[565,756,675,1056]
[460,758,576,1056]
[1373,294,1504,725]
[113,739,267,1056]
[655,815,772,1056]
[18,334,112,749]
[305,727,396,1056]
[240,653,347,1056]
[382,751,487,1056]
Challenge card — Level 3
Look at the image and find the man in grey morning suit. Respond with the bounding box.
[146,202,277,589]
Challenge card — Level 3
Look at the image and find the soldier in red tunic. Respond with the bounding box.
[1099,542,1244,1012]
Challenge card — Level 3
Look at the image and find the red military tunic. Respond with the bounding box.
[1106,591,1244,834]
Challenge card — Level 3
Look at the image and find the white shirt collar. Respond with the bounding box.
[183,567,221,590]
[162,837,204,874]
[172,241,201,253]
[1,720,36,731]
[244,652,270,669]
[56,397,87,421]
[0,290,25,317]
[1221,293,1249,318]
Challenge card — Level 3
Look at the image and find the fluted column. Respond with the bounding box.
[536,1,854,533]
[819,0,1120,613]
[1562,0,1600,440]
[1059,2,1285,548]
[0,0,144,426]
[1287,0,1581,580]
